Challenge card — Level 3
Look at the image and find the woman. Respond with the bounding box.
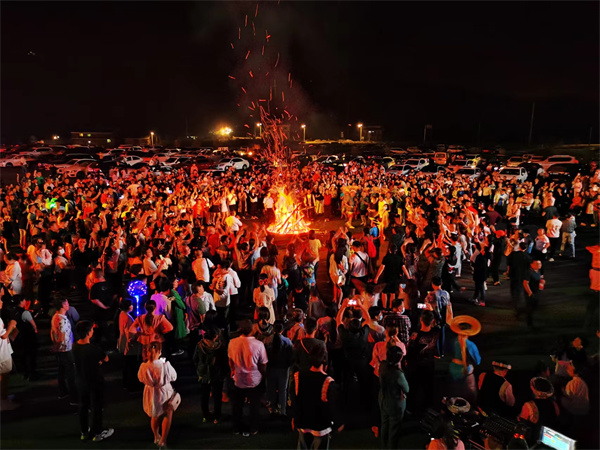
[426,417,465,450]
[129,300,174,346]
[138,341,179,449]
[329,245,349,306]
[118,299,142,392]
[3,253,22,297]
[0,293,17,410]
[251,307,274,341]
[282,243,301,292]
[471,244,490,307]
[253,274,276,325]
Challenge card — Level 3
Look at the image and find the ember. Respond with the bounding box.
[267,186,311,235]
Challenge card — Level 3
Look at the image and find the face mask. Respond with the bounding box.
[58,249,65,255]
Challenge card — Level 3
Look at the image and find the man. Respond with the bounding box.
[71,238,96,296]
[523,259,544,329]
[307,230,322,275]
[29,238,53,312]
[425,277,452,356]
[348,241,370,293]
[374,244,402,310]
[478,361,516,417]
[518,377,559,445]
[383,298,412,346]
[489,230,507,286]
[73,321,114,442]
[291,345,343,450]
[50,298,78,404]
[507,242,531,314]
[88,270,114,347]
[545,213,562,262]
[228,319,268,437]
[559,213,577,259]
[225,211,243,236]
[293,316,326,373]
[192,249,214,284]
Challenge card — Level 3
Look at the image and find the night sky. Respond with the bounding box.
[2,1,598,145]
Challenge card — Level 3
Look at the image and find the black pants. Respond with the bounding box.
[510,279,524,311]
[200,380,224,420]
[57,351,78,401]
[13,337,37,379]
[231,385,261,433]
[490,257,502,283]
[79,383,104,436]
[406,363,435,415]
[38,273,54,311]
[239,269,254,306]
[548,237,560,259]
[525,294,539,327]
[473,280,486,302]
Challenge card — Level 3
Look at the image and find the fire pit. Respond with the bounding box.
[267,186,311,235]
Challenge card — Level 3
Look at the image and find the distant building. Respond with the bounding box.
[123,136,152,146]
[71,131,114,147]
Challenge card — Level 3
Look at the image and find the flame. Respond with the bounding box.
[267,186,311,235]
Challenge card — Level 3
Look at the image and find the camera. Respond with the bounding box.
[348,299,357,306]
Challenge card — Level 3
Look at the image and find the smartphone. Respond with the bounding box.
[400,284,406,290]
[417,303,427,309]
[348,299,357,306]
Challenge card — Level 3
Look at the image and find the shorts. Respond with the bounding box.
[383,281,399,294]
[209,205,220,213]
[0,357,13,375]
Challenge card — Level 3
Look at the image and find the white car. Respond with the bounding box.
[162,156,193,167]
[315,155,339,164]
[497,167,528,183]
[448,158,479,173]
[154,151,180,163]
[119,155,144,166]
[506,156,525,167]
[387,164,413,176]
[403,158,429,170]
[54,158,97,174]
[455,167,482,181]
[215,157,250,171]
[0,155,28,167]
[539,155,579,172]
[60,160,102,177]
[20,147,55,158]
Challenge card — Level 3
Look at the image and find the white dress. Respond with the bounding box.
[138,358,177,417]
[0,318,14,374]
[5,261,22,295]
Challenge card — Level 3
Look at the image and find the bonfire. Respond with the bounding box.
[267,186,311,235]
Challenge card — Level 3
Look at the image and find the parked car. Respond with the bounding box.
[215,157,250,171]
[0,155,28,167]
[455,167,483,181]
[162,156,193,167]
[448,158,479,172]
[539,155,579,172]
[19,147,55,159]
[433,152,448,165]
[390,148,408,155]
[60,160,103,177]
[447,145,466,154]
[420,163,447,175]
[546,163,581,178]
[387,164,413,176]
[54,158,97,174]
[119,155,145,167]
[403,158,429,171]
[506,156,525,167]
[497,166,528,183]
[518,162,544,179]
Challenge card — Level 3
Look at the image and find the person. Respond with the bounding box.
[72,320,114,442]
[193,326,228,423]
[382,298,412,346]
[348,240,370,294]
[166,278,187,356]
[374,244,402,310]
[253,273,276,325]
[518,377,560,445]
[424,277,452,355]
[545,213,562,261]
[50,298,78,404]
[507,242,531,314]
[138,341,179,449]
[471,244,490,307]
[447,315,481,406]
[291,344,344,450]
[523,260,544,329]
[405,310,438,415]
[584,242,600,329]
[3,252,22,296]
[88,269,115,348]
[263,320,294,417]
[294,316,326,374]
[559,213,577,258]
[379,346,409,449]
[477,360,516,417]
[0,296,18,411]
[129,300,174,346]
[11,297,38,381]
[117,299,142,392]
[560,361,589,418]
[426,417,466,450]
[228,319,268,436]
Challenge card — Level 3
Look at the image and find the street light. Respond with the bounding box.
[357,123,363,141]
[256,123,262,138]
[150,131,155,147]
[301,124,306,142]
[52,135,59,140]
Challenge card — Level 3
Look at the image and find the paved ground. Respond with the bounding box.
[1,214,599,449]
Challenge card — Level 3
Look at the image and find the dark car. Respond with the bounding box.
[518,162,543,180]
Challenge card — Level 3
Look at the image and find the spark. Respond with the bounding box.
[255,3,259,17]
[249,71,254,78]
[244,124,250,128]
[245,50,251,60]
[290,79,293,88]
[251,101,256,109]
[265,72,269,77]
[252,22,255,36]
[241,87,247,93]
[274,52,280,68]
[288,73,291,82]
[282,91,285,102]
[248,106,255,111]
[238,27,241,39]
[230,43,234,49]
[259,99,267,102]
[245,15,248,27]
[228,75,236,79]
[262,45,265,55]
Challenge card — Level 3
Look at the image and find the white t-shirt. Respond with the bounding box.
[192,257,214,283]
[546,219,562,238]
[227,335,268,389]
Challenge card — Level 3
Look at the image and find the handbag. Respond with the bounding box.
[166,391,181,411]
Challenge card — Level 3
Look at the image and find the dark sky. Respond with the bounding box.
[2,1,598,145]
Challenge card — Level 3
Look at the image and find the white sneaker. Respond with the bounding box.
[92,429,114,442]
[548,258,554,262]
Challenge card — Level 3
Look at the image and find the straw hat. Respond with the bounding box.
[530,377,554,399]
[449,315,481,337]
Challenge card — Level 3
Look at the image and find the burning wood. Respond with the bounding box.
[267,187,311,235]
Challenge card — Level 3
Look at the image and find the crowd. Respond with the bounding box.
[0,155,599,449]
